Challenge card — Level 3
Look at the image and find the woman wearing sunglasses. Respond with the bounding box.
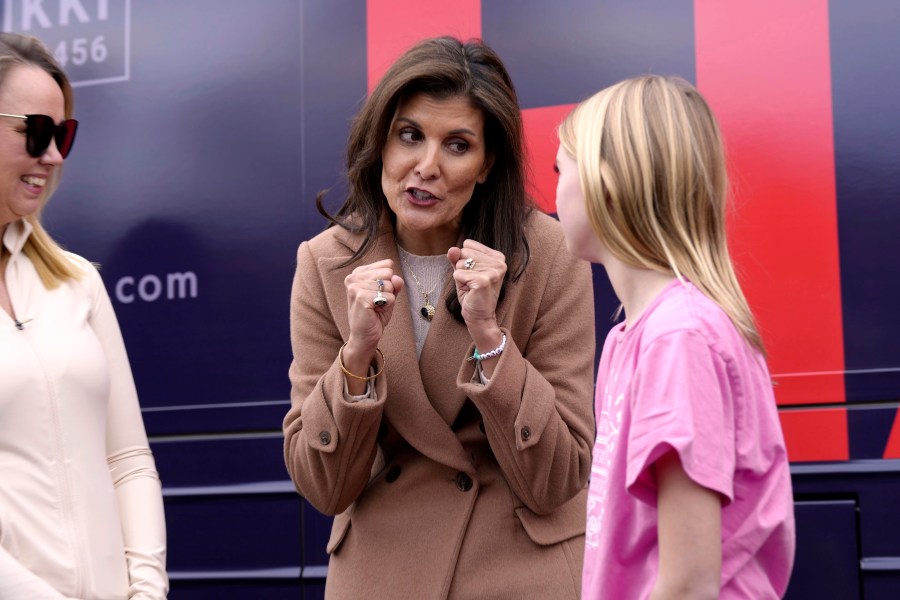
[283,37,595,598]
[0,33,168,599]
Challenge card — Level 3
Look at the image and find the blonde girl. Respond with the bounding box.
[555,75,795,599]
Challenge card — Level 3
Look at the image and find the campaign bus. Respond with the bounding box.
[7,1,898,597]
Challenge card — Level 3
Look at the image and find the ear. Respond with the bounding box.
[477,154,495,184]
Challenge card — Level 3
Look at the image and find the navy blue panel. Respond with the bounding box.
[784,500,861,600]
[592,263,622,370]
[301,0,368,229]
[170,581,303,600]
[843,371,900,404]
[302,582,326,599]
[482,0,696,109]
[847,406,897,460]
[792,460,900,558]
[165,494,301,571]
[24,0,365,420]
[142,402,290,437]
[150,434,286,487]
[830,1,900,402]
[39,0,306,411]
[863,572,900,600]
[302,500,333,569]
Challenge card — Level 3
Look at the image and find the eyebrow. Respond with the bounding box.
[396,116,478,137]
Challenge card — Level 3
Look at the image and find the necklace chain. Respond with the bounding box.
[404,262,440,298]
[398,248,448,321]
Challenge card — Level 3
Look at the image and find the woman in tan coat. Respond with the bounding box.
[283,37,595,599]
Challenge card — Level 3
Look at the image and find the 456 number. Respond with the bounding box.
[54,36,108,67]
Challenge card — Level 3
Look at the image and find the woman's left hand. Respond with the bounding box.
[448,240,507,341]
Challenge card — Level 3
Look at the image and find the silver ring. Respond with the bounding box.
[373,278,388,306]
[464,258,476,270]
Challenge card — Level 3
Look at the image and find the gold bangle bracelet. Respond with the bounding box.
[338,342,385,381]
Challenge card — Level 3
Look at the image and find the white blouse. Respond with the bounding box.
[0,220,168,599]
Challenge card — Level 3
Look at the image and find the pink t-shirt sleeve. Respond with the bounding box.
[625,330,736,506]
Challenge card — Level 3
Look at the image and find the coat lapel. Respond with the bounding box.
[418,278,472,426]
[323,223,473,474]
[419,264,517,424]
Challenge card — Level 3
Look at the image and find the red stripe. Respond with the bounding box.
[780,409,849,462]
[365,2,566,216]
[523,104,576,213]
[884,410,900,459]
[366,0,482,91]
[695,0,846,459]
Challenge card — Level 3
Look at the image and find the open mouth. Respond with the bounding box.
[21,175,47,188]
[407,188,437,202]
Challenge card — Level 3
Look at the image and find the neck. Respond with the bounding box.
[603,255,677,328]
[395,225,460,256]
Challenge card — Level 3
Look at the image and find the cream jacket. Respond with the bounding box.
[0,220,168,599]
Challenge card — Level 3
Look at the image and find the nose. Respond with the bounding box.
[39,139,64,166]
[415,142,440,180]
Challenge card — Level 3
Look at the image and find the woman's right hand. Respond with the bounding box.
[342,259,404,388]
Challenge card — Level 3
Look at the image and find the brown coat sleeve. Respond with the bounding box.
[458,227,596,515]
[283,240,386,515]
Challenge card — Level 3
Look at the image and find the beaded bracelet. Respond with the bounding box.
[468,333,507,362]
[338,342,386,381]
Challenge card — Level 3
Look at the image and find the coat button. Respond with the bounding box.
[319,431,331,445]
[386,465,401,483]
[455,472,473,492]
[521,426,531,441]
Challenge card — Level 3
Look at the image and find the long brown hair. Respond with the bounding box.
[559,75,764,353]
[0,32,81,288]
[318,36,531,321]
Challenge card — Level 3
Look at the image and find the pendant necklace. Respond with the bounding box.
[399,250,448,321]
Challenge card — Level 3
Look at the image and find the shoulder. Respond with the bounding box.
[62,251,103,290]
[294,223,396,303]
[302,224,357,256]
[521,210,580,272]
[62,250,96,270]
[523,209,565,248]
[299,218,391,263]
[509,211,592,304]
[641,282,750,359]
[507,210,592,313]
[49,252,111,310]
[297,226,359,274]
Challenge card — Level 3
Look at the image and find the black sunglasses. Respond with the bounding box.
[0,112,78,158]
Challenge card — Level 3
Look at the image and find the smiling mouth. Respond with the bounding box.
[22,175,47,188]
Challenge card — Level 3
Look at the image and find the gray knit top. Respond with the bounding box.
[397,245,452,358]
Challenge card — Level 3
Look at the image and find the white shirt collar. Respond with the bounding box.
[2,219,34,258]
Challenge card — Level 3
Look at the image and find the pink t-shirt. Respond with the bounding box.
[582,280,795,599]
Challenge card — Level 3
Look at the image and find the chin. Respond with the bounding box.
[12,204,43,221]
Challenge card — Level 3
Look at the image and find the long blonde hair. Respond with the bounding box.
[0,32,82,288]
[559,75,764,353]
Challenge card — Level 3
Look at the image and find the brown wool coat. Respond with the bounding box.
[284,211,596,599]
